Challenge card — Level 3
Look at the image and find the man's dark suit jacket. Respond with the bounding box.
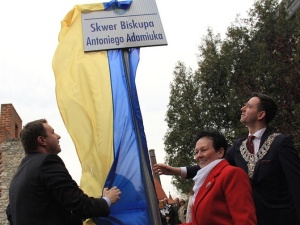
[9,153,110,225]
[187,129,300,225]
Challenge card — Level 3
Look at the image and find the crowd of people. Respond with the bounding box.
[160,197,187,225]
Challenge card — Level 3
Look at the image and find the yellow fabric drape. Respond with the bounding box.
[52,4,114,199]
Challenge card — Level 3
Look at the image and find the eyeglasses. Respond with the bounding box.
[194,148,210,156]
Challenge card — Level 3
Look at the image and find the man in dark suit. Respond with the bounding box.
[153,93,300,225]
[8,119,121,225]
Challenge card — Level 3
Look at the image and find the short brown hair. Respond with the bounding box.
[252,92,278,124]
[20,119,47,154]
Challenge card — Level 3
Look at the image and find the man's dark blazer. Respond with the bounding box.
[9,153,110,225]
[187,128,300,225]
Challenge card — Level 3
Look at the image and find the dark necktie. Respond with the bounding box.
[248,135,255,154]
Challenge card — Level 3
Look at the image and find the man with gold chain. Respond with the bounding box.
[153,93,300,225]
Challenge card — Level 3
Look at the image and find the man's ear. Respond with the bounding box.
[258,111,266,121]
[37,136,47,146]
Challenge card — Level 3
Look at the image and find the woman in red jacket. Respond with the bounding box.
[182,130,257,225]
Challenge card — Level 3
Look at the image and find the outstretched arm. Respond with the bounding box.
[153,163,181,176]
[153,163,200,179]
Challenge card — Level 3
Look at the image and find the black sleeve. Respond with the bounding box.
[41,154,110,219]
[186,165,200,179]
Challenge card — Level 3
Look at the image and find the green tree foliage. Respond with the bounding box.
[164,62,200,194]
[164,0,300,194]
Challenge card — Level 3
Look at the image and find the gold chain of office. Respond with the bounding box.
[240,133,280,178]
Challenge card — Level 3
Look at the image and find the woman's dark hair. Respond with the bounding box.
[194,130,228,155]
[20,119,47,154]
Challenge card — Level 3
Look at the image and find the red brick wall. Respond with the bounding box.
[0,104,22,145]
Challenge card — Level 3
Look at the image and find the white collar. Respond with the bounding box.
[249,127,266,140]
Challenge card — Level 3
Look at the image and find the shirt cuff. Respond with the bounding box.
[102,197,111,206]
[180,167,187,179]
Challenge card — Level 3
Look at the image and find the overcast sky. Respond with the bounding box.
[0,0,255,197]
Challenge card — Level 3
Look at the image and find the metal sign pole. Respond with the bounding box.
[122,49,162,225]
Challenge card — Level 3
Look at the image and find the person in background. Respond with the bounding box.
[154,92,300,225]
[166,216,172,225]
[171,197,180,225]
[182,130,257,225]
[178,199,187,224]
[7,119,121,225]
[160,198,171,225]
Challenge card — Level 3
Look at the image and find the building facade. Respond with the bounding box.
[0,104,24,225]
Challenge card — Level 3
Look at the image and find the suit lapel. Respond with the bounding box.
[252,128,272,178]
[259,128,271,148]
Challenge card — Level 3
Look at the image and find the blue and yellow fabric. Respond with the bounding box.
[52,1,152,224]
